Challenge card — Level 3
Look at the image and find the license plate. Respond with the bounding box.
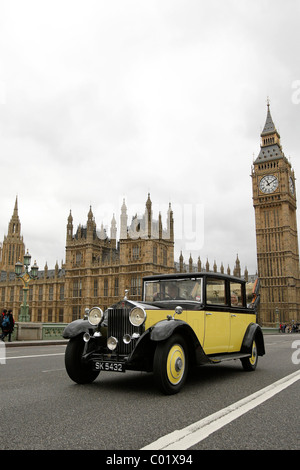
[93,361,125,372]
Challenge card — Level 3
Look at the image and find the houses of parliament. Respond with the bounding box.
[0,194,248,324]
[0,104,299,326]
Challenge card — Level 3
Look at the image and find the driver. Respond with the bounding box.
[167,283,180,300]
[153,282,183,300]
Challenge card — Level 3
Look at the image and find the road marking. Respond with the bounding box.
[141,370,300,450]
[6,353,65,360]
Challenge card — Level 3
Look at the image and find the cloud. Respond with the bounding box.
[0,0,299,276]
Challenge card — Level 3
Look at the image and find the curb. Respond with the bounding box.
[3,339,68,347]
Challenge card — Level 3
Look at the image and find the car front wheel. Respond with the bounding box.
[65,336,100,384]
[153,334,188,395]
[241,339,258,371]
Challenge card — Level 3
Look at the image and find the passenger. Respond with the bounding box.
[190,282,202,301]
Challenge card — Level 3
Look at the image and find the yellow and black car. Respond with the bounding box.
[63,272,265,394]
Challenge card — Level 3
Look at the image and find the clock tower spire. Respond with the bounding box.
[251,102,300,325]
[258,98,283,158]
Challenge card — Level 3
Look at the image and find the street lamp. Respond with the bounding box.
[15,250,39,322]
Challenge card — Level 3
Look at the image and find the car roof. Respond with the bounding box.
[143,272,246,284]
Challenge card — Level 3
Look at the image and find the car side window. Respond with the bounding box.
[206,278,226,305]
[230,282,244,307]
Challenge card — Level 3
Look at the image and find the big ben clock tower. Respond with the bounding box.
[252,101,300,325]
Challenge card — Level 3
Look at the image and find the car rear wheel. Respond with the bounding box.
[153,334,188,395]
[65,336,100,384]
[241,339,258,371]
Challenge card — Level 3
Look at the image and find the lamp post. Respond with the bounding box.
[15,250,39,322]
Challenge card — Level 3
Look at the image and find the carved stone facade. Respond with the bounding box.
[0,194,175,322]
[64,194,174,322]
[251,103,300,325]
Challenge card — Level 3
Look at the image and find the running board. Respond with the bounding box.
[208,352,251,363]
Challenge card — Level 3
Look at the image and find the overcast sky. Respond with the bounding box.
[0,0,299,275]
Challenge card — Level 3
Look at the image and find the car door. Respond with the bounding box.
[228,281,249,352]
[203,278,230,354]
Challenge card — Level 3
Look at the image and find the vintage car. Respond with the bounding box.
[63,272,265,394]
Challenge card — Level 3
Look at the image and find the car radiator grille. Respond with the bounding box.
[107,307,137,355]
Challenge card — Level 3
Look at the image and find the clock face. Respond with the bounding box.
[259,175,279,194]
[289,176,295,195]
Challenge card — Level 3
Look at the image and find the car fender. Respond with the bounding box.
[63,319,96,339]
[241,323,265,356]
[150,319,192,342]
[149,319,211,366]
[150,319,201,352]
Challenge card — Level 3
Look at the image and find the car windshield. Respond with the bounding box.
[143,278,203,303]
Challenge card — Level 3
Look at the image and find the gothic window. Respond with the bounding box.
[72,306,80,321]
[60,285,64,300]
[49,285,53,301]
[132,245,140,260]
[58,308,64,322]
[104,279,108,296]
[114,278,119,296]
[76,251,82,265]
[37,309,42,322]
[73,280,82,298]
[38,286,43,301]
[131,276,141,296]
[94,279,98,297]
[47,308,53,322]
[9,287,14,302]
[153,245,157,264]
[163,248,167,266]
[17,245,21,262]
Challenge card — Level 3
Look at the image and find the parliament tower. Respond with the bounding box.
[0,197,25,272]
[251,102,300,325]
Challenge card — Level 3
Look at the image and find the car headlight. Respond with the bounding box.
[129,307,146,327]
[88,307,104,326]
[107,336,118,351]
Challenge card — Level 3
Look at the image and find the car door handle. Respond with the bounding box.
[231,314,237,317]
[206,312,212,315]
